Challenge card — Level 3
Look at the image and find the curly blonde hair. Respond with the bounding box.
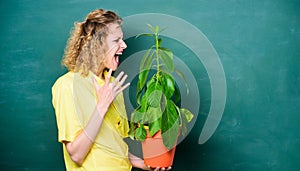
[62,9,122,77]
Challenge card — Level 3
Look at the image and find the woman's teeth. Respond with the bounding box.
[115,53,122,64]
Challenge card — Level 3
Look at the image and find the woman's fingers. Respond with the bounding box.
[116,82,130,94]
[118,72,128,86]
[113,71,130,93]
[94,69,130,101]
[113,71,124,85]
[92,77,100,91]
[151,166,172,171]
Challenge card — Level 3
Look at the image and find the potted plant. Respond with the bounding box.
[129,24,194,168]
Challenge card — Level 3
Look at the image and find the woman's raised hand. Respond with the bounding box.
[93,69,130,115]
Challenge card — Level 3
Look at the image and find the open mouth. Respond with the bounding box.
[114,52,122,65]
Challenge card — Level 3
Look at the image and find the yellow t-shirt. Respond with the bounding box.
[52,71,132,171]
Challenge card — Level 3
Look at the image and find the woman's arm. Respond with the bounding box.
[64,105,107,165]
[129,153,151,170]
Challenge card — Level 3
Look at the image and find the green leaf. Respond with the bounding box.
[149,118,161,137]
[159,65,171,75]
[180,108,194,136]
[146,80,163,107]
[139,96,148,112]
[159,47,174,72]
[155,25,159,34]
[138,70,149,89]
[181,120,188,136]
[142,80,155,102]
[137,69,150,95]
[135,96,148,118]
[159,47,173,58]
[146,76,156,88]
[147,106,163,123]
[140,47,154,71]
[135,33,154,39]
[173,84,181,104]
[160,93,167,114]
[180,108,194,123]
[128,122,137,139]
[135,125,147,141]
[131,109,144,123]
[158,27,168,34]
[148,106,162,137]
[161,100,180,149]
[147,24,155,33]
[161,72,175,99]
[174,68,189,94]
[148,90,163,107]
[137,49,155,99]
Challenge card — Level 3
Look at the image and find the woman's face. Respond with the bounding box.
[104,23,127,71]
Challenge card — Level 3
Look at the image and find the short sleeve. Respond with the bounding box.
[52,77,82,143]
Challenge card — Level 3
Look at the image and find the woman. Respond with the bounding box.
[52,9,171,171]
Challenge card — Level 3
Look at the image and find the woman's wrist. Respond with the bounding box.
[129,154,151,170]
[96,103,108,117]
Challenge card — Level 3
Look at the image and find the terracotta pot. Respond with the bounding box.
[142,129,177,168]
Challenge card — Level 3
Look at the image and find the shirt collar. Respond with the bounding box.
[89,70,110,86]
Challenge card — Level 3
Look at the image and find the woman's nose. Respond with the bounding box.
[120,40,127,49]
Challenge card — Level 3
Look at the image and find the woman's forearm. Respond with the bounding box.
[129,153,150,170]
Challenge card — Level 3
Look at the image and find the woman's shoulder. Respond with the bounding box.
[52,72,75,90]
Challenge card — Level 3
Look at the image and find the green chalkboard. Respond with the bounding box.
[1,0,299,170]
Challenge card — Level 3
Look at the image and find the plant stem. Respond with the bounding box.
[155,32,160,81]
